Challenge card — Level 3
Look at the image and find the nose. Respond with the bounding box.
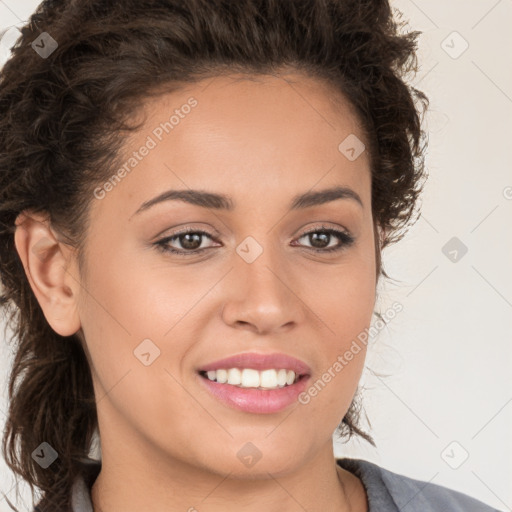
[220,240,305,335]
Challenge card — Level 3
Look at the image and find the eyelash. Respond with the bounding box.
[153,225,355,257]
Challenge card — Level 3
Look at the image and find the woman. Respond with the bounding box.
[0,0,500,511]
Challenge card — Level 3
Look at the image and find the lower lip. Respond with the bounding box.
[198,373,310,414]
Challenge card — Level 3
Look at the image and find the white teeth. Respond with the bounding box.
[260,369,278,388]
[227,368,242,385]
[276,369,287,386]
[241,369,260,388]
[203,368,298,389]
[216,369,228,383]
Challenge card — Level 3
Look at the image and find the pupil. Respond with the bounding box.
[310,232,329,248]
[178,232,331,251]
[181,233,201,249]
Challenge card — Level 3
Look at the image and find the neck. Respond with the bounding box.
[90,445,366,512]
[89,404,368,512]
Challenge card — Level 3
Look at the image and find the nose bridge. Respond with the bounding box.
[235,233,290,301]
[222,231,302,332]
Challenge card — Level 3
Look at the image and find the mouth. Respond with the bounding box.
[198,368,307,390]
[196,352,311,414]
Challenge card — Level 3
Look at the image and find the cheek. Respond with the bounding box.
[301,250,376,343]
[77,261,201,438]
[79,225,375,383]
[80,239,376,385]
[296,255,375,411]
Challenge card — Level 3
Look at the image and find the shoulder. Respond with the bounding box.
[336,457,501,512]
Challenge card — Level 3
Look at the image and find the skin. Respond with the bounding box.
[14,72,378,511]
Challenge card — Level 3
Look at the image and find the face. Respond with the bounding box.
[73,72,377,477]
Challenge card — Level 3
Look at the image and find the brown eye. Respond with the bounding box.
[154,229,218,256]
[293,227,355,253]
[153,225,355,257]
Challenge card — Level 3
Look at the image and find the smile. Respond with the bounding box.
[200,368,300,390]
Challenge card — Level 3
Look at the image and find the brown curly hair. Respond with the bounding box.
[0,0,428,510]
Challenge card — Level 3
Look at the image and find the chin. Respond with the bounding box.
[198,446,305,479]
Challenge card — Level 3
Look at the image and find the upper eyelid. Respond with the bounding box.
[162,224,351,239]
[160,225,352,247]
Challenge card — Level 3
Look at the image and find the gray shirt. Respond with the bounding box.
[34,457,502,511]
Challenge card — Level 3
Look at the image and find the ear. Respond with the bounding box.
[14,210,82,336]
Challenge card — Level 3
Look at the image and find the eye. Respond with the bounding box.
[292,225,355,253]
[154,228,218,256]
[153,224,355,257]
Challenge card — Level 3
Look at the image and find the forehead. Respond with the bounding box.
[91,72,371,218]
[143,72,366,147]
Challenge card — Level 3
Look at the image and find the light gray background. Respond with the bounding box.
[1,0,511,510]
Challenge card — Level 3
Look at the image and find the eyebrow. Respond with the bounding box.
[132,185,363,216]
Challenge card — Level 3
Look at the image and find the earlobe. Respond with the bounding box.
[14,210,82,337]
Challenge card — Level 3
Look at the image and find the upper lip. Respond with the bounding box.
[198,352,311,375]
